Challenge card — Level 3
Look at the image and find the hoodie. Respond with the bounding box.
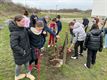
[72,22,86,43]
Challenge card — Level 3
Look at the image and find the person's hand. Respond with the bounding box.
[56,35,60,39]
[99,48,102,52]
[83,47,87,51]
[70,43,74,48]
[43,31,46,34]
[68,48,72,52]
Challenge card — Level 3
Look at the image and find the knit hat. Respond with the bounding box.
[36,20,44,28]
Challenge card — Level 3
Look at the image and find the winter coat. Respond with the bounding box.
[28,27,44,49]
[72,22,86,43]
[56,20,62,34]
[104,28,107,34]
[84,29,103,51]
[28,27,45,60]
[9,21,31,65]
[23,16,30,28]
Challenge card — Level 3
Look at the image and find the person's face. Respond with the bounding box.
[16,18,25,27]
[45,18,49,22]
[70,25,73,29]
[36,27,44,32]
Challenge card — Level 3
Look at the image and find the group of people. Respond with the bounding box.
[68,16,107,69]
[9,10,62,80]
[8,10,107,80]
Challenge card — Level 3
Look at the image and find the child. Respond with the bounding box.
[84,24,103,68]
[69,22,75,44]
[103,20,107,48]
[69,21,86,59]
[28,20,45,72]
[9,15,35,80]
[48,18,57,47]
[23,10,30,28]
[56,15,62,35]
[82,17,89,32]
[30,12,38,27]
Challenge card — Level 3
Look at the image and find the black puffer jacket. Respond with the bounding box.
[9,21,31,65]
[84,29,103,51]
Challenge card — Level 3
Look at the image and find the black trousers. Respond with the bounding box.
[74,41,84,57]
[86,49,97,68]
[29,59,38,65]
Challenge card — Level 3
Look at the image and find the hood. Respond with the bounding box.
[91,29,102,36]
[9,20,24,32]
[73,22,84,29]
[30,27,42,35]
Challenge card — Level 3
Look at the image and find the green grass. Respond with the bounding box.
[0,19,107,80]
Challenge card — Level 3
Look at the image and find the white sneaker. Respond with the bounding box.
[84,64,88,68]
[79,53,83,56]
[26,73,35,80]
[48,45,50,48]
[15,74,26,80]
[71,56,77,59]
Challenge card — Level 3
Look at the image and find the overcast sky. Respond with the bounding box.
[12,0,93,10]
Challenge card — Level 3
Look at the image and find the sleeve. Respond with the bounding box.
[100,33,103,48]
[10,32,24,56]
[44,26,56,37]
[84,33,90,48]
[72,32,79,44]
[60,22,62,31]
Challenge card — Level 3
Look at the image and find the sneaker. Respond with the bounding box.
[84,64,88,68]
[71,56,77,59]
[41,47,45,52]
[33,65,39,70]
[41,47,45,50]
[15,74,26,80]
[48,45,50,48]
[26,74,35,80]
[79,53,83,56]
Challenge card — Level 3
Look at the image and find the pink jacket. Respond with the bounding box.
[23,16,30,28]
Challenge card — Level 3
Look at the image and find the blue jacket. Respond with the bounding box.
[28,28,44,49]
[56,20,62,34]
[104,28,107,34]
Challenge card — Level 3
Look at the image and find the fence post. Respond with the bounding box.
[63,32,68,64]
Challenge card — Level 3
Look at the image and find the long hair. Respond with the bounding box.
[90,24,99,31]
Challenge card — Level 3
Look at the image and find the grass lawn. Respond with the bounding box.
[0,20,107,80]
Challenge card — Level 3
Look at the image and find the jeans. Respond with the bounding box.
[15,62,30,76]
[104,34,107,48]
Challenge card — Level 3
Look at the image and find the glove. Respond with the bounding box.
[99,48,102,52]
